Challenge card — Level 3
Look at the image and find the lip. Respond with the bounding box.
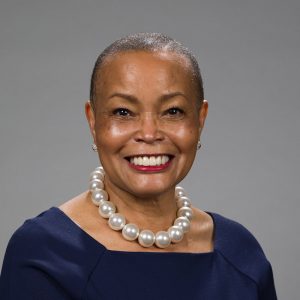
[124,153,174,159]
[124,154,174,172]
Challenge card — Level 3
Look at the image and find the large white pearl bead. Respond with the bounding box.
[91,189,108,206]
[89,179,104,191]
[95,166,105,174]
[155,231,171,248]
[90,170,104,181]
[108,213,126,230]
[174,216,190,233]
[175,186,185,198]
[89,167,195,249]
[138,230,155,247]
[168,225,184,243]
[99,201,116,218]
[122,224,139,241]
[177,206,193,221]
[177,196,191,208]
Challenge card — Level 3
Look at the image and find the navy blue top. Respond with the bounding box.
[0,207,277,299]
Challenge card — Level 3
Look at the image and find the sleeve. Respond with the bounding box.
[258,260,277,300]
[213,213,278,299]
[0,225,71,300]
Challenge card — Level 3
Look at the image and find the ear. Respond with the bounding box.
[198,99,208,136]
[85,101,96,142]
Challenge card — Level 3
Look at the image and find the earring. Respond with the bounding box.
[197,140,201,150]
[92,143,98,152]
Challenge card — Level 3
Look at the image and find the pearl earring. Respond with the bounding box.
[197,140,201,150]
[92,143,98,152]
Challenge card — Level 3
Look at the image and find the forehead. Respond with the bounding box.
[95,51,195,95]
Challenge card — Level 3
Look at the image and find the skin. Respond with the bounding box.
[60,51,213,253]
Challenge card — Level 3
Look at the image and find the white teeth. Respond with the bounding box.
[150,157,156,165]
[156,156,161,165]
[143,156,149,166]
[138,157,143,165]
[129,155,170,166]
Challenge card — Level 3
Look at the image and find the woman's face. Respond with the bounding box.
[86,51,208,198]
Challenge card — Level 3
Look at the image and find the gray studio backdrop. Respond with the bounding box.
[0,0,299,298]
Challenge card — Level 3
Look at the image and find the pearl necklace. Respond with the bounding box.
[89,166,193,249]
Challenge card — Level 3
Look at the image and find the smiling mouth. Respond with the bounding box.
[124,154,174,166]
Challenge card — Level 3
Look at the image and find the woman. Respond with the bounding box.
[0,33,277,299]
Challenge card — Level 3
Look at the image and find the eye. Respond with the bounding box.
[166,107,184,116]
[112,108,132,117]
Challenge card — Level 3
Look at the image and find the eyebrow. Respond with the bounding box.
[107,92,188,103]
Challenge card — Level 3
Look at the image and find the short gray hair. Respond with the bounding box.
[90,32,204,109]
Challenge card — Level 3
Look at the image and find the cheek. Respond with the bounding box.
[165,121,199,151]
[95,119,134,149]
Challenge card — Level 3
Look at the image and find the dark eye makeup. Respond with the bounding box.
[112,108,132,116]
[166,107,184,115]
[111,106,185,118]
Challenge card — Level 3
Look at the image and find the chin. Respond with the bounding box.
[125,181,174,198]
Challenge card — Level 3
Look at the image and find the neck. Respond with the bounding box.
[104,178,178,232]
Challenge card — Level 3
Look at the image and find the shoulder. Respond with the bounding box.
[2,207,105,284]
[211,212,266,256]
[209,212,276,296]
[4,208,63,260]
[8,206,105,258]
[0,208,106,298]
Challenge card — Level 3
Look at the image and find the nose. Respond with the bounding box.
[134,112,164,144]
